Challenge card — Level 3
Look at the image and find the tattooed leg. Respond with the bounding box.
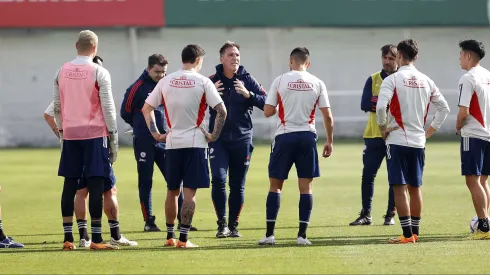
[178,188,197,243]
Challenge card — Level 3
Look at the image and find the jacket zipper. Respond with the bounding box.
[228,84,232,140]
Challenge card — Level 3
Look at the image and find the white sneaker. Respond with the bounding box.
[79,239,91,248]
[296,236,312,245]
[110,235,138,246]
[176,239,199,248]
[258,235,275,245]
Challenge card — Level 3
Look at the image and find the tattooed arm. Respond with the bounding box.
[44,102,60,139]
[210,103,227,140]
[143,85,166,142]
[142,102,166,142]
[202,103,227,142]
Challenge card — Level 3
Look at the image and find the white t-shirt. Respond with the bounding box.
[458,65,490,141]
[265,70,330,138]
[45,101,55,117]
[145,69,223,149]
[376,65,450,148]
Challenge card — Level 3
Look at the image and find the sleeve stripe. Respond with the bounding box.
[125,80,143,113]
[458,84,463,105]
[259,85,267,95]
[251,76,266,95]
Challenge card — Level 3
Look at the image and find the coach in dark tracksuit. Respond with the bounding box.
[121,55,168,232]
[121,54,196,232]
[350,45,397,226]
[209,42,266,238]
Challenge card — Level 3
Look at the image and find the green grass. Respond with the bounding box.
[0,142,486,274]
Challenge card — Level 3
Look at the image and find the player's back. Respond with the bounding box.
[381,65,437,148]
[272,70,327,136]
[58,60,108,140]
[159,70,211,149]
[459,65,490,140]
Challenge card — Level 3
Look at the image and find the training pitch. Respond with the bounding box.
[0,141,487,274]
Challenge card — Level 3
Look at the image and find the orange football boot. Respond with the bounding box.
[164,238,176,247]
[62,241,76,251]
[90,242,119,250]
[388,235,416,244]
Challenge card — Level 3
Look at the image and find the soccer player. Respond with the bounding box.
[0,186,24,248]
[44,57,137,248]
[258,47,334,245]
[208,41,267,238]
[376,39,450,244]
[121,54,196,232]
[350,44,397,226]
[456,39,490,239]
[75,172,137,247]
[142,44,226,248]
[53,30,119,250]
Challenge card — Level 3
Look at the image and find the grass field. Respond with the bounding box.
[0,141,488,274]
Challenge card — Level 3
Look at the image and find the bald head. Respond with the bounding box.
[76,30,98,55]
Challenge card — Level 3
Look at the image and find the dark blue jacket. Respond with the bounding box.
[208,64,266,142]
[120,70,166,138]
[360,70,389,113]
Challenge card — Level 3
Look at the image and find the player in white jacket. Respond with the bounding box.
[456,39,490,240]
[376,39,450,244]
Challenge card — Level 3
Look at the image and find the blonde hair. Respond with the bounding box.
[77,30,98,52]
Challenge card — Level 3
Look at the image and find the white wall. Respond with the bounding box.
[1,27,489,147]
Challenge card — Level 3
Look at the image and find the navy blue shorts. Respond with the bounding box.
[77,166,116,192]
[386,144,425,187]
[58,137,111,179]
[165,148,210,190]
[268,131,319,180]
[460,137,490,176]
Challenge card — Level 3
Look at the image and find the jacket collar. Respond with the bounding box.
[380,69,389,79]
[215,64,248,78]
[140,69,155,83]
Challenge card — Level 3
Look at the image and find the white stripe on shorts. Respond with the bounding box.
[463,137,470,152]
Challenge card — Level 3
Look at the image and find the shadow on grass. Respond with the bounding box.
[1,233,469,254]
[11,225,346,238]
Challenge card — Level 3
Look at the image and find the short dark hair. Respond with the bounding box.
[219,41,240,56]
[459,39,485,60]
[397,39,418,61]
[381,44,397,57]
[290,47,310,64]
[93,55,103,64]
[148,54,168,69]
[181,44,206,64]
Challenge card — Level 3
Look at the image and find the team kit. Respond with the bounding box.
[2,30,490,249]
